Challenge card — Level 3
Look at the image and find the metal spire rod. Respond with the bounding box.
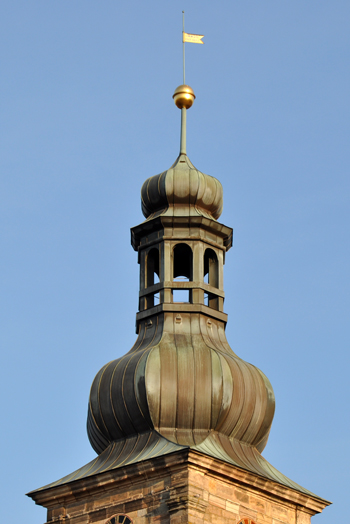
[180,107,186,155]
[181,11,186,154]
[182,11,185,84]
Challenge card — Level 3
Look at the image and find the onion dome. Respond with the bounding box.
[141,154,223,220]
[87,316,275,456]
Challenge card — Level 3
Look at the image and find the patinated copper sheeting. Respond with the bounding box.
[31,429,318,499]
[87,315,164,453]
[33,431,185,492]
[141,154,223,220]
[87,312,274,456]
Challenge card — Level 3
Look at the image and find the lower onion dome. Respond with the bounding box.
[87,315,275,456]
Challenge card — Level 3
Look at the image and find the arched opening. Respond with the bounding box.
[204,248,219,287]
[105,516,133,524]
[146,248,160,287]
[173,243,193,281]
[146,248,160,307]
[204,248,219,310]
[173,243,193,303]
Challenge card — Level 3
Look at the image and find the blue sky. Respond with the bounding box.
[1,2,349,522]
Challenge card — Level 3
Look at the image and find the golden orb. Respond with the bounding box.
[173,84,196,109]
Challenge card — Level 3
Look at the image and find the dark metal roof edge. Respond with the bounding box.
[26,432,189,500]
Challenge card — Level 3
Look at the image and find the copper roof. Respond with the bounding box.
[141,154,223,220]
[28,89,329,508]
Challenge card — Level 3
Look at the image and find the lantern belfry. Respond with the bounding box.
[28,84,330,524]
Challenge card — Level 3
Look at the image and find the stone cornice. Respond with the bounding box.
[28,449,330,516]
[187,450,331,515]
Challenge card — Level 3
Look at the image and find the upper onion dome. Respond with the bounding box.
[141,154,223,220]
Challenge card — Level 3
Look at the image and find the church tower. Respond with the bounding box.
[28,84,330,524]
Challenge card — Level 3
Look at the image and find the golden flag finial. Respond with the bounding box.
[183,32,204,44]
